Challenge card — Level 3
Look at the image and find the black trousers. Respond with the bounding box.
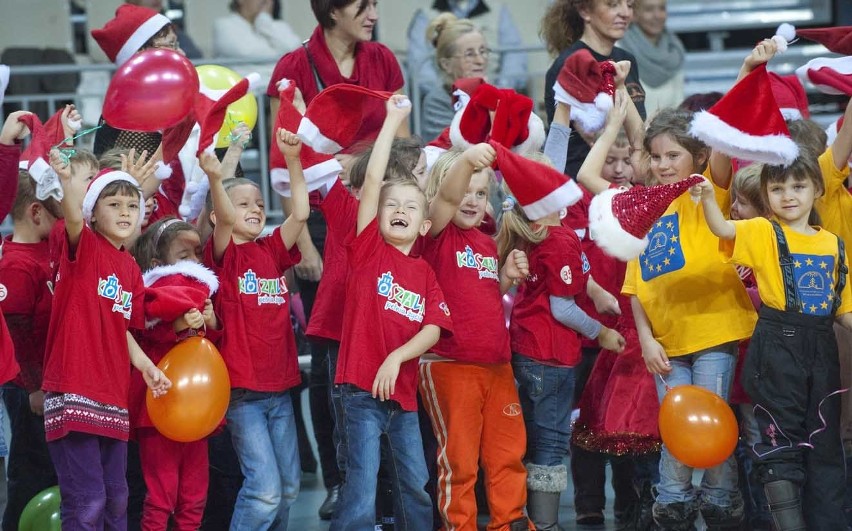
[742,306,846,530]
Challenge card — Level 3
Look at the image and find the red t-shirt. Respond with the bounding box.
[335,220,453,411]
[0,238,53,391]
[509,225,588,367]
[266,25,404,150]
[204,228,302,392]
[0,143,22,384]
[306,180,359,342]
[423,224,509,364]
[42,226,145,408]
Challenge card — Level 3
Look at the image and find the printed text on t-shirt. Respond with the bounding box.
[98,274,132,319]
[456,245,499,281]
[238,269,289,306]
[377,271,424,322]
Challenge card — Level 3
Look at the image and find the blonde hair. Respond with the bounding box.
[426,13,481,84]
[425,149,465,202]
[731,163,768,217]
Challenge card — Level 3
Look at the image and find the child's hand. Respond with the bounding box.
[29,390,45,416]
[385,94,412,122]
[0,111,33,145]
[144,366,172,398]
[743,39,778,71]
[372,352,402,401]
[689,175,714,203]
[228,122,252,149]
[202,299,216,328]
[592,289,621,316]
[464,143,496,170]
[276,128,302,159]
[49,148,72,182]
[503,249,529,285]
[604,90,629,133]
[121,148,158,185]
[183,308,205,329]
[60,104,82,142]
[199,151,223,182]
[598,326,626,354]
[612,60,631,88]
[640,336,671,374]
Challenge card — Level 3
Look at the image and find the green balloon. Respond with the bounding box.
[19,485,62,531]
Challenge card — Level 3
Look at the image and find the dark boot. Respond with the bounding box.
[652,500,697,531]
[619,480,656,531]
[764,480,806,531]
[508,516,532,531]
[698,496,744,531]
[526,463,568,531]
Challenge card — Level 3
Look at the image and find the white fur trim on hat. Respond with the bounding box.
[297,116,343,155]
[270,157,343,197]
[521,178,583,220]
[553,83,607,133]
[588,187,649,261]
[689,110,799,167]
[511,113,546,155]
[27,157,64,201]
[423,145,447,176]
[779,108,803,121]
[154,160,172,180]
[115,12,171,66]
[143,260,219,294]
[796,56,852,96]
[448,108,473,150]
[82,171,144,228]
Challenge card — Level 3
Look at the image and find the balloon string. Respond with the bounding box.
[657,373,671,392]
[52,125,103,166]
[223,111,251,148]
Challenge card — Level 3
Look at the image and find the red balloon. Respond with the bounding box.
[103,49,199,132]
[658,384,738,469]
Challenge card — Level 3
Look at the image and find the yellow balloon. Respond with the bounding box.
[195,65,258,148]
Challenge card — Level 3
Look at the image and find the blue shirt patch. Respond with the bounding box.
[640,213,686,282]
[792,253,836,316]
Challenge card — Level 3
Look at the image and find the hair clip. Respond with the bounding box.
[502,195,517,212]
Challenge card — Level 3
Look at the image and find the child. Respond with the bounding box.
[622,106,757,530]
[42,150,171,529]
[203,126,307,529]
[330,95,454,531]
[418,145,531,531]
[496,152,626,530]
[697,148,852,530]
[129,214,220,530]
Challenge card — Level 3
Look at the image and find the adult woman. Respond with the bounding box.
[618,0,685,114]
[542,0,646,180]
[265,0,406,521]
[420,13,489,142]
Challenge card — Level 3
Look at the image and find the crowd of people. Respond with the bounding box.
[1,0,852,530]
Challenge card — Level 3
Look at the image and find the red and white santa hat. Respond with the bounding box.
[423,77,487,168]
[588,175,705,261]
[17,110,81,201]
[143,258,219,326]
[552,49,616,133]
[490,140,582,220]
[449,83,545,155]
[689,64,799,167]
[795,56,852,96]
[82,168,145,228]
[768,72,810,120]
[91,4,172,66]
[195,73,261,155]
[826,116,845,147]
[297,84,392,154]
[270,79,342,197]
[774,23,852,56]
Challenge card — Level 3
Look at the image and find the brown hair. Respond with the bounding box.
[643,108,710,179]
[131,217,198,271]
[12,171,61,221]
[760,147,823,225]
[731,163,768,217]
[348,137,424,190]
[678,92,724,113]
[311,0,369,29]
[540,0,590,55]
[787,119,828,156]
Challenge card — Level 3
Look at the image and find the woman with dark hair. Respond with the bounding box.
[265,0,407,523]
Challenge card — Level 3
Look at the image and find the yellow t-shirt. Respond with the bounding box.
[622,168,757,356]
[816,147,852,249]
[721,217,852,316]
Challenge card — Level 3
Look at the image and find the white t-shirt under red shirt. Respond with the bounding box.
[335,219,454,411]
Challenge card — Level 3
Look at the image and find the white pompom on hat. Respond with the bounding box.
[552,48,616,133]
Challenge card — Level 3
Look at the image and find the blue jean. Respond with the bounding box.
[225,390,300,531]
[332,385,432,531]
[654,343,739,506]
[512,354,575,467]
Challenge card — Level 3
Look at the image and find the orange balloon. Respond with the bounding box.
[658,384,738,469]
[146,336,231,442]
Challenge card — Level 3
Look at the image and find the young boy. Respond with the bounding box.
[331,96,454,531]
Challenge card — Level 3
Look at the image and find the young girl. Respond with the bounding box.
[418,145,531,531]
[622,107,757,530]
[42,153,171,529]
[204,126,308,529]
[497,154,625,530]
[697,149,852,530]
[129,215,220,530]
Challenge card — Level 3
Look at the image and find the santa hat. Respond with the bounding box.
[775,23,852,56]
[82,169,145,228]
[17,110,81,201]
[91,4,172,66]
[297,84,392,154]
[552,49,616,133]
[689,64,799,167]
[768,72,810,120]
[270,80,342,197]
[826,116,845,147]
[795,56,852,96]
[490,140,582,219]
[588,175,705,261]
[449,83,545,154]
[143,260,219,327]
[196,73,261,156]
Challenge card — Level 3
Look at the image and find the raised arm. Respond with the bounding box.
[357,95,412,235]
[694,176,736,239]
[832,97,852,170]
[202,152,235,262]
[277,129,309,250]
[52,148,85,247]
[428,143,496,236]
[577,91,628,195]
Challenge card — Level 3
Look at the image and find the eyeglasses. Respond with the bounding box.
[453,47,492,62]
